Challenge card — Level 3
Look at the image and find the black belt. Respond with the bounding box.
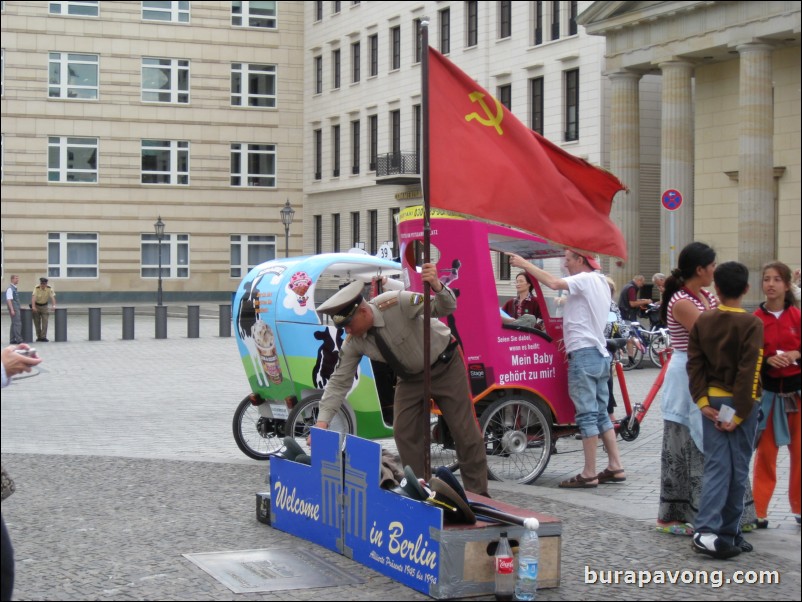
[35,303,48,306]
[432,338,459,368]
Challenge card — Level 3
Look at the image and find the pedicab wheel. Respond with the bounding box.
[430,415,460,473]
[233,394,284,460]
[479,396,553,484]
[285,393,355,456]
[618,415,640,441]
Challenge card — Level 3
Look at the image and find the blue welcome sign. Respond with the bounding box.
[269,428,343,554]
[342,435,443,594]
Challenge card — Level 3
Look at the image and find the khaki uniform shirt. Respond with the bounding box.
[318,285,456,424]
[33,285,56,307]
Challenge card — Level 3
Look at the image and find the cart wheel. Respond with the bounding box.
[285,393,355,456]
[430,415,460,473]
[232,394,284,460]
[618,415,640,441]
[479,396,553,484]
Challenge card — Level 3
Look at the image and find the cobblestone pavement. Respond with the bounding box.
[2,308,800,600]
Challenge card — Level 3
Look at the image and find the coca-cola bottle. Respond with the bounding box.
[495,531,514,601]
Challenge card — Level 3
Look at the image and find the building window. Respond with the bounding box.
[565,68,579,141]
[368,34,378,77]
[230,234,275,278]
[465,1,478,47]
[368,114,377,171]
[48,136,97,183]
[231,1,276,29]
[231,63,276,107]
[390,26,400,71]
[351,41,360,83]
[351,119,360,175]
[351,211,360,247]
[413,18,422,64]
[314,55,323,94]
[551,0,560,40]
[142,1,189,23]
[142,57,189,104]
[569,1,578,35]
[142,233,189,278]
[534,1,543,45]
[230,143,276,187]
[313,216,322,255]
[498,252,511,280]
[48,52,98,100]
[413,104,421,172]
[439,8,450,54]
[498,84,511,110]
[141,139,189,185]
[332,213,340,252]
[314,1,322,21]
[530,76,544,135]
[333,1,341,14]
[49,1,98,17]
[332,124,340,177]
[390,208,399,258]
[48,232,98,278]
[499,1,511,39]
[369,209,378,255]
[332,48,341,89]
[390,109,401,156]
[313,129,322,180]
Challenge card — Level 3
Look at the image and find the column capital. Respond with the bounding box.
[734,41,774,55]
[656,59,695,72]
[607,70,643,83]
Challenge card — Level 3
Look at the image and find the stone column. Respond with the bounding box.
[608,71,642,287]
[658,61,695,271]
[737,43,774,307]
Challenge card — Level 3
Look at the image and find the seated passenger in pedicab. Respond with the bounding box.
[501,271,543,330]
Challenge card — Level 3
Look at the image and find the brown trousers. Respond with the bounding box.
[392,351,488,496]
[33,306,50,339]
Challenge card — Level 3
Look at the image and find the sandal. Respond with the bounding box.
[655,522,694,536]
[597,468,626,483]
[559,474,598,488]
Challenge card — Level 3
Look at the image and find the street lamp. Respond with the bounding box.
[280,199,295,258]
[154,216,165,306]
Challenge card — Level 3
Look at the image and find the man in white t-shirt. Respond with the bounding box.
[509,249,627,488]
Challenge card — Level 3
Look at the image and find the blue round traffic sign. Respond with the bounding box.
[661,189,683,211]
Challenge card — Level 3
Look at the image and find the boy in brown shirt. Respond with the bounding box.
[687,261,763,559]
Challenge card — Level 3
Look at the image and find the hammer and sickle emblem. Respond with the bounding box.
[465,91,504,135]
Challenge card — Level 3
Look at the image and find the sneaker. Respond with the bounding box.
[741,521,757,533]
[795,515,801,525]
[692,533,741,559]
[734,536,753,553]
[755,518,769,529]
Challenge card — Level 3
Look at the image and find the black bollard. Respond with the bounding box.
[55,307,67,342]
[88,307,101,341]
[219,304,231,337]
[155,305,167,339]
[21,307,34,343]
[187,305,200,338]
[122,306,135,340]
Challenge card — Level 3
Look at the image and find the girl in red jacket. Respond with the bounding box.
[753,261,801,527]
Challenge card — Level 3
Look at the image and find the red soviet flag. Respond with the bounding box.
[427,47,627,260]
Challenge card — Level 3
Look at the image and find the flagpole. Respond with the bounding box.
[421,17,432,479]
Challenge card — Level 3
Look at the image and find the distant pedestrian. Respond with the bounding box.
[31,278,56,342]
[688,261,763,559]
[752,261,801,528]
[5,276,22,345]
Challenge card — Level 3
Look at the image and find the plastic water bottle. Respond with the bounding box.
[515,518,540,601]
[494,531,514,601]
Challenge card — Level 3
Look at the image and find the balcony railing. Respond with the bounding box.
[376,151,420,178]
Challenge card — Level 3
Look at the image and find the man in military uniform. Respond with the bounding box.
[31,277,56,342]
[315,263,489,496]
